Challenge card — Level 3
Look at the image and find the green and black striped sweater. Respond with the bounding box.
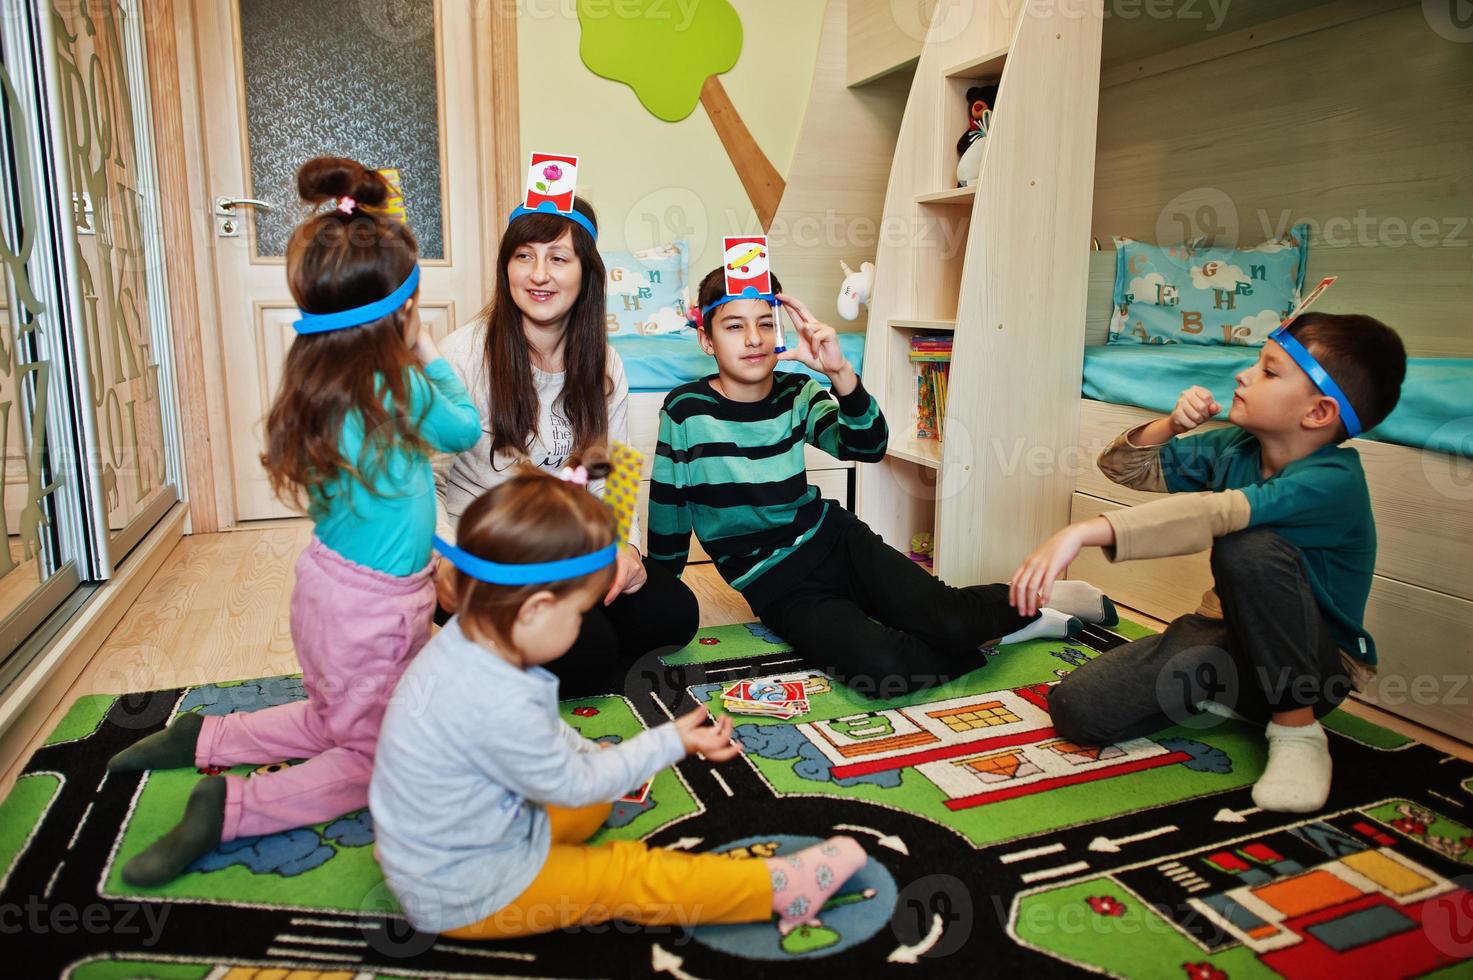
[648,372,888,612]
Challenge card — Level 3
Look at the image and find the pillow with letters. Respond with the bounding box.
[1107,224,1309,346]
[602,240,690,335]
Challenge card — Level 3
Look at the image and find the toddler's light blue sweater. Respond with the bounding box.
[370,618,685,933]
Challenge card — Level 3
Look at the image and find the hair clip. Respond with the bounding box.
[337,196,358,215]
[559,465,589,486]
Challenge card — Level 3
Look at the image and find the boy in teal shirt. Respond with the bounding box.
[1011,312,1407,813]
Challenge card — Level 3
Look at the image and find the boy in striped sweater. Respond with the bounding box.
[648,269,1115,698]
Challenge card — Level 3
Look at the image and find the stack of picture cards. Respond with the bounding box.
[721,679,809,720]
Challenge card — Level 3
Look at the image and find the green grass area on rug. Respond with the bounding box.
[45,693,115,746]
[660,621,794,666]
[0,771,60,882]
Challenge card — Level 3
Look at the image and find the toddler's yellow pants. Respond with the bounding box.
[443,801,772,940]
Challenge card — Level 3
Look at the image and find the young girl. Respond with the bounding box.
[432,195,699,697]
[108,157,482,886]
[371,465,868,938]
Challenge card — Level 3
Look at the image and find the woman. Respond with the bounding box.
[434,197,699,696]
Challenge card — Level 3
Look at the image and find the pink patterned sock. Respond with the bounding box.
[763,836,868,935]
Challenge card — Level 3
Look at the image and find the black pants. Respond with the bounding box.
[1048,527,1353,745]
[436,557,699,698]
[757,518,1034,699]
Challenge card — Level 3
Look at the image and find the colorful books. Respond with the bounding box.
[910,334,952,441]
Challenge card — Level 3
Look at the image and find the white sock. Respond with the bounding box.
[1045,580,1119,626]
[1252,721,1331,813]
[998,607,1081,646]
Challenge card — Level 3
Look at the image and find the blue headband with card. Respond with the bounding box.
[700,285,779,318]
[293,265,421,335]
[507,152,597,242]
[1267,276,1363,438]
[699,236,786,352]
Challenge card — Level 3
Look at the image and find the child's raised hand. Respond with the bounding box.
[1169,385,1221,435]
[673,704,742,762]
[775,294,849,377]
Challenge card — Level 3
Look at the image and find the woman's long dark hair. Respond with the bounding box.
[481,197,608,459]
[261,156,424,509]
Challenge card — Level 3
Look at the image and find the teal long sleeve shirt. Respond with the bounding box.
[1160,426,1378,663]
[309,357,482,575]
[647,373,887,612]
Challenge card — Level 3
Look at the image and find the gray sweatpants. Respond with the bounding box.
[1048,527,1354,744]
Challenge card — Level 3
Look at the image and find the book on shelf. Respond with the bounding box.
[915,361,950,441]
[910,333,951,441]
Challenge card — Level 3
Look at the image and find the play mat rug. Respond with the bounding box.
[5,620,1473,978]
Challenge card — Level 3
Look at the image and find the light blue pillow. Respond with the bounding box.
[601,241,691,335]
[1108,224,1309,347]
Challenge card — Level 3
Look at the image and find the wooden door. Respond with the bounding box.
[192,0,489,520]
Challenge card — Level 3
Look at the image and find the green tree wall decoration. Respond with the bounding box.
[578,0,786,230]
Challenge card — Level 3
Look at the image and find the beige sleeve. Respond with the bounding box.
[1097,422,1169,493]
[1101,489,1252,562]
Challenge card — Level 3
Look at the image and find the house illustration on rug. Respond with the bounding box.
[793,681,1193,809]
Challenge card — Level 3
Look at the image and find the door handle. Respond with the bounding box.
[214,196,274,216]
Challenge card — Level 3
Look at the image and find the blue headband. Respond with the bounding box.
[294,266,421,335]
[1268,326,1363,438]
[508,201,598,242]
[701,285,779,319]
[433,535,618,586]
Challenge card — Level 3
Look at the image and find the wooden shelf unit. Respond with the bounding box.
[944,46,1010,80]
[886,321,952,467]
[915,186,976,204]
[889,318,956,332]
[858,1,1102,584]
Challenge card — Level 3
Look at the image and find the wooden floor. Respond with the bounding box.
[3,521,1469,797]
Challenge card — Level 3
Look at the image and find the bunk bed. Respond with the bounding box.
[855,0,1471,741]
[1068,0,1473,742]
